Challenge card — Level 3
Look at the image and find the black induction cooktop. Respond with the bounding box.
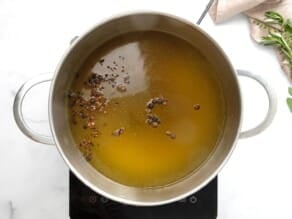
[69,172,217,219]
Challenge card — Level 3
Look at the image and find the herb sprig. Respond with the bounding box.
[260,11,292,112]
[261,11,292,67]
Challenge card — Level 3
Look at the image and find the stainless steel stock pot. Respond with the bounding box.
[13,12,277,206]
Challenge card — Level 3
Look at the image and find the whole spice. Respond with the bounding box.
[152,97,168,105]
[79,138,94,161]
[68,73,109,139]
[165,131,176,140]
[145,96,168,128]
[87,120,95,129]
[145,114,161,128]
[116,84,127,92]
[193,104,201,110]
[146,96,168,110]
[146,100,155,109]
[99,59,105,65]
[112,127,125,136]
[152,122,159,128]
[68,55,134,160]
[123,75,130,84]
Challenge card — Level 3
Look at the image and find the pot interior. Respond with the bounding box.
[50,13,241,206]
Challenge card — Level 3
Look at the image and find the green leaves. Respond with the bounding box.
[284,18,292,32]
[261,11,292,112]
[288,87,292,112]
[265,11,284,26]
[287,98,292,112]
[289,87,292,96]
[262,32,285,46]
[261,11,292,66]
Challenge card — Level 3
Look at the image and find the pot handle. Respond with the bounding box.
[13,73,55,145]
[237,69,277,139]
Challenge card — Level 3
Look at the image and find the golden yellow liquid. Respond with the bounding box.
[68,31,225,187]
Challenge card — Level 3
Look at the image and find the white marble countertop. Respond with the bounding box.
[1,0,292,218]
